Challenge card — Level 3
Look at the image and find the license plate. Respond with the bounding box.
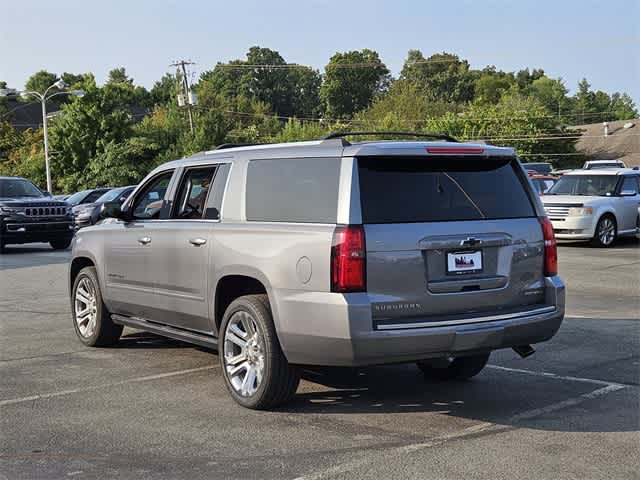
[447,250,483,275]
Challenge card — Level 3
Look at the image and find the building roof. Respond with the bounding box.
[574,118,639,167]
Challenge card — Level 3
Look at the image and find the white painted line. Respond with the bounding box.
[294,370,628,480]
[487,364,625,387]
[509,384,625,422]
[0,365,216,407]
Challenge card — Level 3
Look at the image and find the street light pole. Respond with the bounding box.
[6,80,84,194]
[41,95,52,194]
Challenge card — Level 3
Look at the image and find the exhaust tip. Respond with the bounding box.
[513,345,535,358]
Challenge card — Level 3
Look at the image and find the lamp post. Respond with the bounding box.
[3,80,84,193]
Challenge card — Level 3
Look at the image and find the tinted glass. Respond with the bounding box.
[358,156,535,224]
[205,163,231,220]
[246,158,340,223]
[96,187,130,203]
[84,189,108,203]
[66,190,91,205]
[524,163,552,174]
[132,172,173,219]
[0,179,44,198]
[620,177,638,194]
[172,167,217,219]
[547,175,619,196]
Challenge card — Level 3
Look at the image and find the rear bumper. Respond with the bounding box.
[276,276,565,366]
[550,216,596,240]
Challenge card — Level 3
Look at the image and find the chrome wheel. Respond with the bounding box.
[223,311,265,397]
[597,217,616,245]
[74,277,98,338]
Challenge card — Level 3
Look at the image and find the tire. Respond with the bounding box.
[71,266,123,347]
[591,214,617,247]
[50,238,72,250]
[417,353,490,381]
[219,294,300,410]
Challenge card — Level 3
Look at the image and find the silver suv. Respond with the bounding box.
[69,134,565,409]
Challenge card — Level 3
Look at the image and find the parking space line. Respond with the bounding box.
[0,365,217,407]
[487,364,626,387]
[508,384,625,422]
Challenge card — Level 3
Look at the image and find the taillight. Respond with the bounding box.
[540,217,558,276]
[331,225,366,293]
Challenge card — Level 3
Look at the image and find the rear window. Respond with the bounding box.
[246,157,340,223]
[357,156,535,224]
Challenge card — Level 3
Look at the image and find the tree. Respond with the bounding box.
[198,47,321,118]
[321,49,390,119]
[515,68,545,90]
[150,73,178,106]
[107,67,133,86]
[400,51,474,104]
[25,70,59,94]
[49,79,133,191]
[528,76,570,117]
[356,80,455,131]
[474,74,513,104]
[0,81,7,89]
[610,93,637,120]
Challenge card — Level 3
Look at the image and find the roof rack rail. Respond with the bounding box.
[322,131,459,143]
[214,143,259,150]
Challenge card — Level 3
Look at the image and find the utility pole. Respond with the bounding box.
[170,60,196,135]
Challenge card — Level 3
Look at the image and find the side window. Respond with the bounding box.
[172,167,218,219]
[85,190,106,203]
[620,177,639,194]
[131,171,174,220]
[204,163,231,220]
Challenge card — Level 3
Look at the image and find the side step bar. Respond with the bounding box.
[111,314,218,349]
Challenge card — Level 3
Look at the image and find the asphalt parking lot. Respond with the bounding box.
[1,240,638,480]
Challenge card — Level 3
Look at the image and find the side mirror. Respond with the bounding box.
[620,190,637,197]
[100,201,130,221]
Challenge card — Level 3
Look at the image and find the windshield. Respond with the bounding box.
[524,163,552,175]
[0,178,45,198]
[547,175,619,196]
[66,190,91,205]
[96,187,131,203]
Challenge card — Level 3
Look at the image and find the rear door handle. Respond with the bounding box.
[189,238,207,246]
[138,236,152,245]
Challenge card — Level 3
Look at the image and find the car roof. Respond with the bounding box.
[565,168,637,176]
[585,160,625,164]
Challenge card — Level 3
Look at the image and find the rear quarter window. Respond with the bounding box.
[357,156,536,223]
[246,157,340,223]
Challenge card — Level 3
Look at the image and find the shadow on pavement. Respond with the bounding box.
[0,244,71,270]
[558,236,639,250]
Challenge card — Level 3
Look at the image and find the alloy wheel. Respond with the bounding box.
[75,277,98,338]
[223,311,265,397]
[598,217,616,245]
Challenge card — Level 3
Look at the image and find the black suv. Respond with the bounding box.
[0,176,74,252]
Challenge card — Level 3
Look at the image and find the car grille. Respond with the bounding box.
[23,206,68,216]
[544,206,570,218]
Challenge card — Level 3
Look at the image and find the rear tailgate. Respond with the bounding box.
[357,155,548,329]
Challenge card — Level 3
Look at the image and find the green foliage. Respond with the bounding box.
[25,70,59,94]
[400,51,474,104]
[356,80,456,131]
[320,49,390,119]
[3,47,636,190]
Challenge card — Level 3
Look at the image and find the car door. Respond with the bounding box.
[617,176,640,232]
[103,170,176,319]
[149,163,230,334]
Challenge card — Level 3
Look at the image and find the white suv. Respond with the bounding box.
[542,169,640,246]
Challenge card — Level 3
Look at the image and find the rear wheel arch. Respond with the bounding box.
[214,275,271,334]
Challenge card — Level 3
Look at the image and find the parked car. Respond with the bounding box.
[530,174,559,195]
[69,134,565,409]
[0,176,74,252]
[54,194,70,201]
[542,169,640,246]
[73,185,135,229]
[583,160,627,170]
[522,162,553,175]
[65,188,111,207]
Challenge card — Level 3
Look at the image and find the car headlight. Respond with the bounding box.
[568,207,593,216]
[73,207,91,218]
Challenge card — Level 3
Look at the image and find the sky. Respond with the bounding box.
[1,0,638,105]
